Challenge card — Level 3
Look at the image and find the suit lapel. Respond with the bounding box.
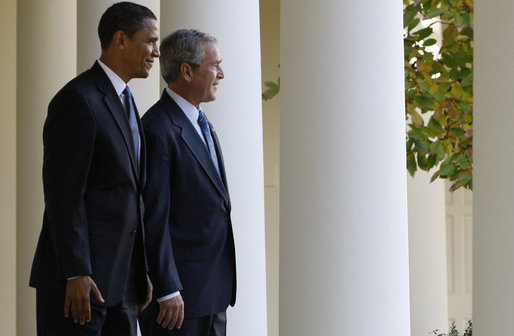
[92,62,141,183]
[161,92,229,203]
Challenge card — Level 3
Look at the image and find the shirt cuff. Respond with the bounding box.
[157,291,180,303]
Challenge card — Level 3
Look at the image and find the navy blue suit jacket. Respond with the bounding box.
[142,91,236,318]
[30,62,148,306]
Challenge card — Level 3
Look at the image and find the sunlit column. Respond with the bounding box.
[160,1,268,335]
[17,1,77,335]
[408,173,448,334]
[0,0,17,334]
[474,0,514,334]
[280,0,411,334]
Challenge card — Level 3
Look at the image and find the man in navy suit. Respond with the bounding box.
[138,29,236,336]
[29,3,159,335]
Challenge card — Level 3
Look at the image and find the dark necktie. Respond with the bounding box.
[122,86,140,167]
[197,110,220,176]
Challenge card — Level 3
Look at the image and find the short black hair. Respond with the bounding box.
[98,2,157,50]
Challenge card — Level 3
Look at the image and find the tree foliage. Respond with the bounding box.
[404,0,473,191]
[262,0,474,191]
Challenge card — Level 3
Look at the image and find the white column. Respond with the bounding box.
[17,1,77,335]
[0,0,17,334]
[160,2,268,335]
[77,0,161,113]
[474,0,514,334]
[280,1,410,335]
[260,0,280,333]
[408,173,448,334]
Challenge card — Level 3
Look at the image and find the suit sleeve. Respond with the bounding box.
[143,121,183,297]
[42,88,95,279]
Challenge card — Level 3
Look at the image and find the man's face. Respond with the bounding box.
[190,42,224,107]
[123,18,160,81]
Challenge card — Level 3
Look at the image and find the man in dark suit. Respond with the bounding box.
[29,2,160,335]
[138,29,236,336]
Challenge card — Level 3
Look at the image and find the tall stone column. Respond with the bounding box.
[408,173,448,334]
[0,0,17,334]
[280,1,411,335]
[474,0,514,334]
[77,0,161,113]
[17,1,77,335]
[160,2,268,335]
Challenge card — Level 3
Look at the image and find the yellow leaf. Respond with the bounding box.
[410,109,424,127]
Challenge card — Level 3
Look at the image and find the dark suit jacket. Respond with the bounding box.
[141,91,236,318]
[30,62,148,306]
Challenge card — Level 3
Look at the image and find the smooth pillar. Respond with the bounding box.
[160,2,268,335]
[17,1,77,335]
[474,0,514,334]
[408,173,448,334]
[280,1,411,334]
[0,0,17,334]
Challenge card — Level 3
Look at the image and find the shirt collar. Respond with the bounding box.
[97,59,127,97]
[165,87,201,124]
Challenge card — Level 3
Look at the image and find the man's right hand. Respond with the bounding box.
[64,275,104,325]
[157,295,184,330]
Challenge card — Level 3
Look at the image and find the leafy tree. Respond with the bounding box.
[262,0,474,191]
[404,0,473,191]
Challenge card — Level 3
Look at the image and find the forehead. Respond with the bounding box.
[136,18,159,36]
[203,42,221,61]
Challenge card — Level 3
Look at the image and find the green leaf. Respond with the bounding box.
[459,156,472,169]
[462,73,473,87]
[427,8,446,19]
[428,118,444,133]
[410,109,424,127]
[262,80,280,100]
[451,127,465,138]
[404,8,418,27]
[434,92,447,102]
[415,27,434,39]
[414,94,436,110]
[439,160,456,177]
[439,82,452,92]
[413,138,429,152]
[454,12,464,26]
[430,170,440,183]
[424,38,437,46]
[450,174,472,191]
[431,141,446,159]
[408,18,421,32]
[407,153,417,176]
[417,152,430,170]
[456,101,472,111]
[418,80,431,91]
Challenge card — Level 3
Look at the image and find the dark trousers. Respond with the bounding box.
[139,301,227,336]
[36,274,138,336]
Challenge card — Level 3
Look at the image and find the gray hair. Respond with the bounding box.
[160,29,218,83]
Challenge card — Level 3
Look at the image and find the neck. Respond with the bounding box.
[100,53,130,84]
[168,83,199,108]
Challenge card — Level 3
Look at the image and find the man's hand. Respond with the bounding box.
[64,275,104,325]
[157,295,184,330]
[138,274,153,312]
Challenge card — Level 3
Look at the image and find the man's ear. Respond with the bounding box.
[111,30,127,50]
[180,63,194,83]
